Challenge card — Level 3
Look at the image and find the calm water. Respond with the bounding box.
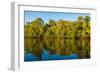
[24,38,90,62]
[24,49,78,61]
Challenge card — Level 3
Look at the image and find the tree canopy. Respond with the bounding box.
[24,16,90,40]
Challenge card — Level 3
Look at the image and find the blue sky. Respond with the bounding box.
[24,11,90,24]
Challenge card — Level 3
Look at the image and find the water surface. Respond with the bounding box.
[24,38,90,62]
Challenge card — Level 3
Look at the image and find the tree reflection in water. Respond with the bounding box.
[24,37,90,61]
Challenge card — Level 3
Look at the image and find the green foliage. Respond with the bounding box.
[47,19,56,26]
[24,16,90,58]
[84,16,90,22]
[24,16,90,40]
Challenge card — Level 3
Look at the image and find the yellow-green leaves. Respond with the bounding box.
[24,16,90,40]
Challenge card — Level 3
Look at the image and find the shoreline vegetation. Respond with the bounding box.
[24,16,90,61]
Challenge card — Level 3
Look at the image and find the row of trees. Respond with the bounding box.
[24,16,90,40]
[24,16,90,59]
